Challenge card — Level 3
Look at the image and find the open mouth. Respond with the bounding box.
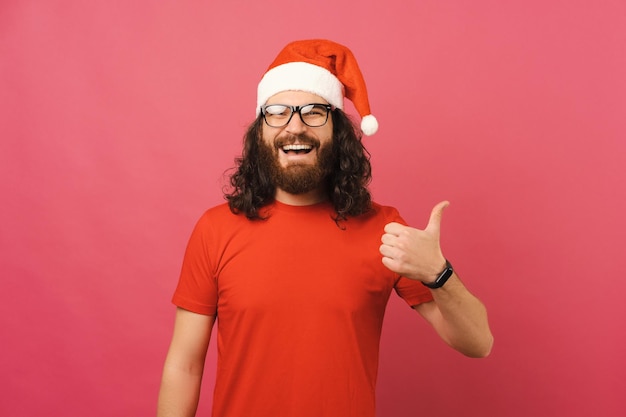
[281,144,314,155]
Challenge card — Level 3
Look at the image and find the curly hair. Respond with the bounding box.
[224,109,372,223]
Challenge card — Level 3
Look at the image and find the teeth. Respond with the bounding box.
[282,144,312,151]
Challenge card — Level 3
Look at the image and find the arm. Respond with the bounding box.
[380,201,493,358]
[413,274,493,357]
[157,308,216,417]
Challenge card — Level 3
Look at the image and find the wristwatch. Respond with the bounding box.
[422,259,454,289]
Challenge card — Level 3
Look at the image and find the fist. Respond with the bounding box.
[379,201,449,282]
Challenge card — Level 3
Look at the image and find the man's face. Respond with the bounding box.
[260,91,335,195]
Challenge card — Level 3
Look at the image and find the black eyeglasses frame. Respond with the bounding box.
[260,103,334,128]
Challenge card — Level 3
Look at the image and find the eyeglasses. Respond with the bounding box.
[260,103,333,128]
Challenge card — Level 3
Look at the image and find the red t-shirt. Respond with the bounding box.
[173,201,433,417]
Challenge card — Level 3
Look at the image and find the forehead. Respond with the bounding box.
[265,90,329,106]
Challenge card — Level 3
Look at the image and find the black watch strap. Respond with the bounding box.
[422,259,453,289]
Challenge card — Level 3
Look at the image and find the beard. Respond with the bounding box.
[258,133,335,195]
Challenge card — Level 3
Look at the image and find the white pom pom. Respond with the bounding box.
[360,114,378,136]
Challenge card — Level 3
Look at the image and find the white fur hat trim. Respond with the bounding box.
[256,62,344,115]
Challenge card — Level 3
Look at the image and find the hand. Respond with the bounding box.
[380,201,449,282]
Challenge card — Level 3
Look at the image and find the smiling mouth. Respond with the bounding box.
[281,144,314,155]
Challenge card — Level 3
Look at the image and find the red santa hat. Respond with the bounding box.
[257,39,379,136]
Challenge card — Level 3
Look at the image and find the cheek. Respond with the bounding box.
[261,125,276,145]
[319,124,334,145]
[319,133,334,150]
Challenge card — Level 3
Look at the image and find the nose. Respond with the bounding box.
[285,110,307,135]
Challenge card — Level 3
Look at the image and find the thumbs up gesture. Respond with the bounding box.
[380,201,450,282]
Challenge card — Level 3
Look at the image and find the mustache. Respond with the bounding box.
[274,134,321,149]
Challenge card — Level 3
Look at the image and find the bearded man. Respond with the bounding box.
[158,39,493,417]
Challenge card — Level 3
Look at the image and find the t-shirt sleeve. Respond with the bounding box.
[394,277,434,307]
[171,212,218,316]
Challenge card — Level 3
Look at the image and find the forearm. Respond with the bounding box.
[419,274,493,358]
[157,364,204,417]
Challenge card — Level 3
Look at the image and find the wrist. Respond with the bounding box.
[422,259,454,289]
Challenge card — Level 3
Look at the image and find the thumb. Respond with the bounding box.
[426,200,450,232]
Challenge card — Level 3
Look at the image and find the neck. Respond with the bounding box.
[274,187,327,206]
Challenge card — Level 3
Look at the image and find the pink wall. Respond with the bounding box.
[1,1,624,416]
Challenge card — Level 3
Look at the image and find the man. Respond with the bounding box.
[158,39,493,417]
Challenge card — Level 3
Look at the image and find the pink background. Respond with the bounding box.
[1,1,624,416]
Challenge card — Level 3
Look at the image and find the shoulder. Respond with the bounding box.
[367,202,403,223]
[343,201,404,229]
[201,202,235,219]
[193,203,250,231]
[186,203,256,250]
[370,201,400,216]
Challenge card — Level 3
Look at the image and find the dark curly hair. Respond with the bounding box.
[224,109,372,223]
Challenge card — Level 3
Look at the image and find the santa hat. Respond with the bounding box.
[256,39,379,136]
